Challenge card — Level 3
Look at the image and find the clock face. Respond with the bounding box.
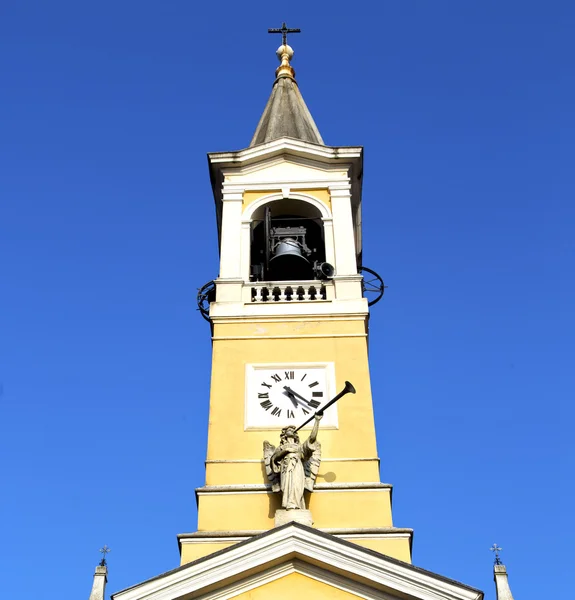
[245,363,338,430]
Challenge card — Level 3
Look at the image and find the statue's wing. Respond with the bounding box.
[304,441,321,492]
[263,440,281,492]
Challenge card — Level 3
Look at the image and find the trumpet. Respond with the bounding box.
[294,381,356,432]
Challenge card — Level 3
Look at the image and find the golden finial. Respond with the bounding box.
[268,22,300,80]
[275,44,295,79]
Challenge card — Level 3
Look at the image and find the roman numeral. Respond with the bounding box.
[308,381,319,388]
[312,392,324,398]
[271,374,281,383]
[309,399,321,409]
[271,406,282,417]
[261,382,272,389]
[300,373,307,381]
[258,392,269,399]
[302,408,309,415]
[260,400,273,411]
[284,371,294,380]
[287,409,295,419]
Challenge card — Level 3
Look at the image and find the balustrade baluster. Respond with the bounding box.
[246,282,333,303]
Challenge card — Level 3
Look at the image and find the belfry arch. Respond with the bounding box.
[242,193,334,282]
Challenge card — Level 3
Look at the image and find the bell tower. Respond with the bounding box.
[179,36,411,565]
[111,27,487,600]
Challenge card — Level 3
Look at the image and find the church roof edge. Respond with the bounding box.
[112,522,483,600]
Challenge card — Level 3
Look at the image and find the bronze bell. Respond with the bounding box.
[270,238,309,263]
[270,237,312,280]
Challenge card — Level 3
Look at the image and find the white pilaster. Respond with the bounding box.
[322,217,335,267]
[329,185,357,276]
[240,221,252,281]
[218,189,244,279]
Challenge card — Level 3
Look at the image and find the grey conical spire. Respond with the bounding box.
[250,43,324,147]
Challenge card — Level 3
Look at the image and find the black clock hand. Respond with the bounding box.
[283,386,312,406]
[284,390,309,408]
[282,389,299,408]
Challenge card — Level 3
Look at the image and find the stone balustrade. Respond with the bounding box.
[250,281,333,303]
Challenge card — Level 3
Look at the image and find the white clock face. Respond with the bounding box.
[245,363,338,430]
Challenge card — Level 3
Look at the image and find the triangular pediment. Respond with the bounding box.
[112,524,483,600]
[225,153,349,184]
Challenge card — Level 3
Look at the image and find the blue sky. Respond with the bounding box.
[1,1,573,598]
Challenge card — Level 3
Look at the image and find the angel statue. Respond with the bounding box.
[263,414,322,510]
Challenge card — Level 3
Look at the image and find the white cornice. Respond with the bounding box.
[178,527,412,540]
[208,138,363,168]
[195,483,391,494]
[219,152,353,177]
[113,524,483,600]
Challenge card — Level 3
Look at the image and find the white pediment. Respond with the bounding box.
[112,524,483,600]
[223,154,350,186]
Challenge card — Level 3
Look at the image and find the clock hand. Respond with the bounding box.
[283,386,312,406]
[284,390,309,409]
[282,389,299,408]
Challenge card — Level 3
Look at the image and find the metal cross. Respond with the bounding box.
[99,544,111,566]
[490,543,502,565]
[268,22,301,46]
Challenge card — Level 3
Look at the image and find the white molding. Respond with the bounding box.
[210,312,367,324]
[212,333,367,341]
[312,488,389,494]
[195,487,390,496]
[220,191,244,201]
[113,525,482,600]
[196,488,391,496]
[341,533,412,540]
[205,457,380,464]
[196,490,271,496]
[208,138,362,166]
[228,178,349,189]
[210,298,369,319]
[195,483,391,493]
[178,527,412,541]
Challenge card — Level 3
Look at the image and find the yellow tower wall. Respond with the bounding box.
[179,149,414,569]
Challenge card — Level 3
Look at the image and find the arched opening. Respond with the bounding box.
[250,199,326,281]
